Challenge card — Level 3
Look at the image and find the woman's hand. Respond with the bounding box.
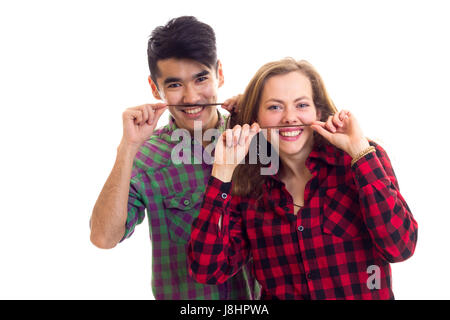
[311,110,370,158]
[212,123,260,182]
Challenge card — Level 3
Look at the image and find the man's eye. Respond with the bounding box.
[167,83,181,88]
[196,76,208,82]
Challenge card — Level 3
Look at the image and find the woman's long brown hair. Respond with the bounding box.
[231,58,337,198]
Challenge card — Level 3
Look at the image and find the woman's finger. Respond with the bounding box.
[338,109,350,122]
[311,121,333,141]
[333,112,344,128]
[239,124,250,146]
[225,129,233,148]
[325,115,337,133]
[232,125,242,146]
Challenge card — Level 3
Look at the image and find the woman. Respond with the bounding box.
[188,58,418,299]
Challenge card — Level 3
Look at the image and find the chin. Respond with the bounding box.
[279,146,303,156]
[278,137,312,156]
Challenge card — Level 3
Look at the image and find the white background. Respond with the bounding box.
[0,0,448,299]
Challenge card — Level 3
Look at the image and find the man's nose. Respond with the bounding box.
[182,84,201,104]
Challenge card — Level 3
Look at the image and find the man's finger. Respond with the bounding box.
[148,104,168,125]
[127,109,143,125]
[141,105,149,125]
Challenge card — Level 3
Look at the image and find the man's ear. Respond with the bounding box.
[216,60,224,88]
[148,76,163,100]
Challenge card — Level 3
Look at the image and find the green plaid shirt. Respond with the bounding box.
[122,112,259,300]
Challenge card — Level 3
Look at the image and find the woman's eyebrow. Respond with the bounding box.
[294,96,310,102]
[264,98,285,104]
[264,96,310,104]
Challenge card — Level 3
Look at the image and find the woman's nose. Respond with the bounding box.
[281,106,300,124]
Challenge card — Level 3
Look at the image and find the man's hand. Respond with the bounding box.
[221,94,242,113]
[121,103,168,149]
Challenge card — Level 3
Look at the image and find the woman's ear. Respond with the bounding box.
[148,76,163,100]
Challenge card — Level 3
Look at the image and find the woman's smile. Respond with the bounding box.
[278,127,304,141]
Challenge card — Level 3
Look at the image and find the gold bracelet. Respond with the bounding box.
[351,146,376,166]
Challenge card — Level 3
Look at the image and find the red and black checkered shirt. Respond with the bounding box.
[188,141,418,299]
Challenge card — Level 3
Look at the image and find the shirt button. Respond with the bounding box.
[297,226,304,232]
[183,199,190,206]
[221,193,228,199]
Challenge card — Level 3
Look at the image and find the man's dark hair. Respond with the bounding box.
[147,16,217,87]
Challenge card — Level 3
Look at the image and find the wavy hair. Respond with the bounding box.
[231,58,337,197]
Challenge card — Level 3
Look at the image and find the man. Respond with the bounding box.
[90,16,258,300]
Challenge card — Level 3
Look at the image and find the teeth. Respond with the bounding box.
[184,107,203,114]
[279,130,301,137]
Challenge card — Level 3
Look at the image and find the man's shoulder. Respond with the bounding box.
[134,125,174,171]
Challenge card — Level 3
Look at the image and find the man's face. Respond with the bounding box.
[150,58,224,132]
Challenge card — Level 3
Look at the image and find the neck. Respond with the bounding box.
[279,137,314,180]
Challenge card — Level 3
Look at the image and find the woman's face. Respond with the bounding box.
[257,71,319,157]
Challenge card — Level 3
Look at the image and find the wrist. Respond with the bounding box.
[118,139,141,158]
[347,138,370,159]
[211,164,235,183]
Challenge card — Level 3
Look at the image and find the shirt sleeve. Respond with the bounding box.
[120,167,147,242]
[188,176,250,285]
[352,142,418,263]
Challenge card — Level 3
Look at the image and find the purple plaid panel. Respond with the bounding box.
[123,113,260,300]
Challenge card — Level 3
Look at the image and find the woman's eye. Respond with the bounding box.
[268,105,281,110]
[297,103,309,108]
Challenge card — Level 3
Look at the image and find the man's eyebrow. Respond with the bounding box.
[163,77,182,85]
[163,70,210,85]
[193,70,210,79]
